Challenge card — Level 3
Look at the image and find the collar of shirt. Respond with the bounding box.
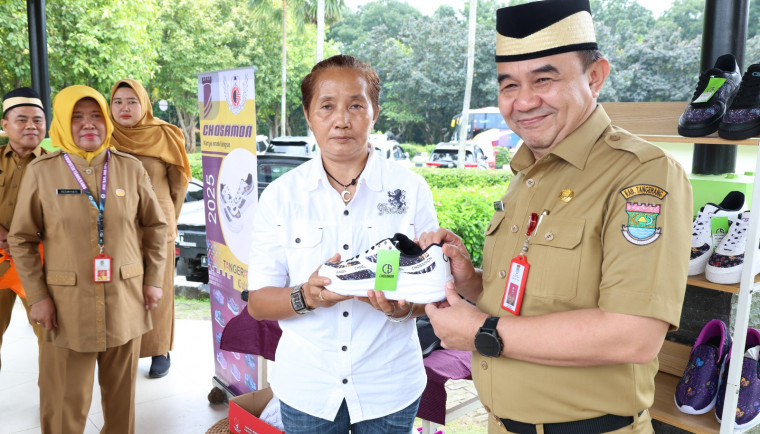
[305,148,384,194]
[2,144,44,160]
[511,105,611,173]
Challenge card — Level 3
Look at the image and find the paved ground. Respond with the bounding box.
[173,276,489,433]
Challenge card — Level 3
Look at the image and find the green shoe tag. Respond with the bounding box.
[375,249,400,291]
[711,216,730,249]
[693,77,727,103]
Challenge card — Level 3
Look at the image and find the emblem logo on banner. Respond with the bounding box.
[201,75,213,120]
[224,75,248,115]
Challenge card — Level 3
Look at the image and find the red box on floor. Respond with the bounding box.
[229,387,284,434]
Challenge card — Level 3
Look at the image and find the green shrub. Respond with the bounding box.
[494,146,511,168]
[414,167,512,189]
[188,152,202,180]
[0,135,7,147]
[432,183,508,268]
[402,143,436,157]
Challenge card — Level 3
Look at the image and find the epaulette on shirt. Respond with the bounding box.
[603,125,666,164]
[28,149,62,166]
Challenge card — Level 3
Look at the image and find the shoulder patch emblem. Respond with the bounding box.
[620,184,668,200]
[622,202,662,245]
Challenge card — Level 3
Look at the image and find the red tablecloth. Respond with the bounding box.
[219,309,473,424]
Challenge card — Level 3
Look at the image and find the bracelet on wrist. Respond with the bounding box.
[387,302,414,323]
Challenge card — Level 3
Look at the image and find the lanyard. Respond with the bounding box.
[62,150,110,252]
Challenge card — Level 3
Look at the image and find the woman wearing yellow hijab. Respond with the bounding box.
[110,78,190,378]
[9,85,168,434]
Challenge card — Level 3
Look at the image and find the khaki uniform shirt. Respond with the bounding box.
[8,150,168,353]
[473,107,692,422]
[0,144,45,277]
[134,155,187,240]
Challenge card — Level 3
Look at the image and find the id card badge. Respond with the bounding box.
[93,253,112,283]
[502,254,529,315]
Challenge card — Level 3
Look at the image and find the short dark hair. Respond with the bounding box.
[301,54,381,114]
[578,49,603,71]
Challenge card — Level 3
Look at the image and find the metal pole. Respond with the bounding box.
[691,0,749,175]
[26,0,51,130]
[457,0,477,169]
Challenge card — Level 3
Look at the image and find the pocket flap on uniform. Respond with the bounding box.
[530,216,585,250]
[484,212,506,236]
[46,270,76,286]
[281,224,323,248]
[120,263,144,279]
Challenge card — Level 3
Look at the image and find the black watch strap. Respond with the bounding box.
[475,316,503,357]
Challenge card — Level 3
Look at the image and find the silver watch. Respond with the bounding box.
[290,284,312,315]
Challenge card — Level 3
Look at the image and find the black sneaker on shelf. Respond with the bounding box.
[678,54,742,137]
[719,64,760,140]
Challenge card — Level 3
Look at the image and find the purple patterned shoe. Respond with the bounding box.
[679,54,741,137]
[720,64,760,140]
[675,319,732,414]
[715,328,760,431]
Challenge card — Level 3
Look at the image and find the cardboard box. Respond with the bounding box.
[229,387,284,434]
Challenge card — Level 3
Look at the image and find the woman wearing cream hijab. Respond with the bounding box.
[9,85,168,433]
[110,79,190,378]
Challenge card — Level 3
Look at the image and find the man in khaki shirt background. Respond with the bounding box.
[0,87,46,370]
[419,0,692,433]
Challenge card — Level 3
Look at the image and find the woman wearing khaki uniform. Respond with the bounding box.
[9,85,168,434]
[109,78,190,378]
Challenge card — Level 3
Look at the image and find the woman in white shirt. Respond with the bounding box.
[247,54,438,433]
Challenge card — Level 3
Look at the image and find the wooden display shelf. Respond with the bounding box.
[652,371,720,434]
[600,102,760,146]
[686,273,748,294]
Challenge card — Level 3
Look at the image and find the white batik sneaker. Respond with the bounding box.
[319,233,453,303]
[689,191,745,276]
[705,211,760,284]
[220,173,255,233]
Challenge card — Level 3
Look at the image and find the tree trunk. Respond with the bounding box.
[317,0,325,62]
[281,0,287,137]
[175,106,196,153]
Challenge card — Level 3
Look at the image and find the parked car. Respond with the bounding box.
[255,135,269,154]
[175,154,311,283]
[266,136,318,157]
[185,177,204,202]
[426,143,489,169]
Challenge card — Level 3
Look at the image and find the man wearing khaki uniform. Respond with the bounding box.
[9,85,167,433]
[0,87,46,370]
[419,1,692,433]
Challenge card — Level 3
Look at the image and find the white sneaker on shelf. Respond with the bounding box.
[705,211,760,284]
[319,233,452,303]
[689,191,744,276]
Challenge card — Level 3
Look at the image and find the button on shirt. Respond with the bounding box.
[0,144,45,233]
[249,152,437,422]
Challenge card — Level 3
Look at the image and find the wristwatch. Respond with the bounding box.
[290,284,312,315]
[474,316,503,357]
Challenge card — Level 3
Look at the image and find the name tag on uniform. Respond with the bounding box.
[56,189,81,195]
[93,253,112,283]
